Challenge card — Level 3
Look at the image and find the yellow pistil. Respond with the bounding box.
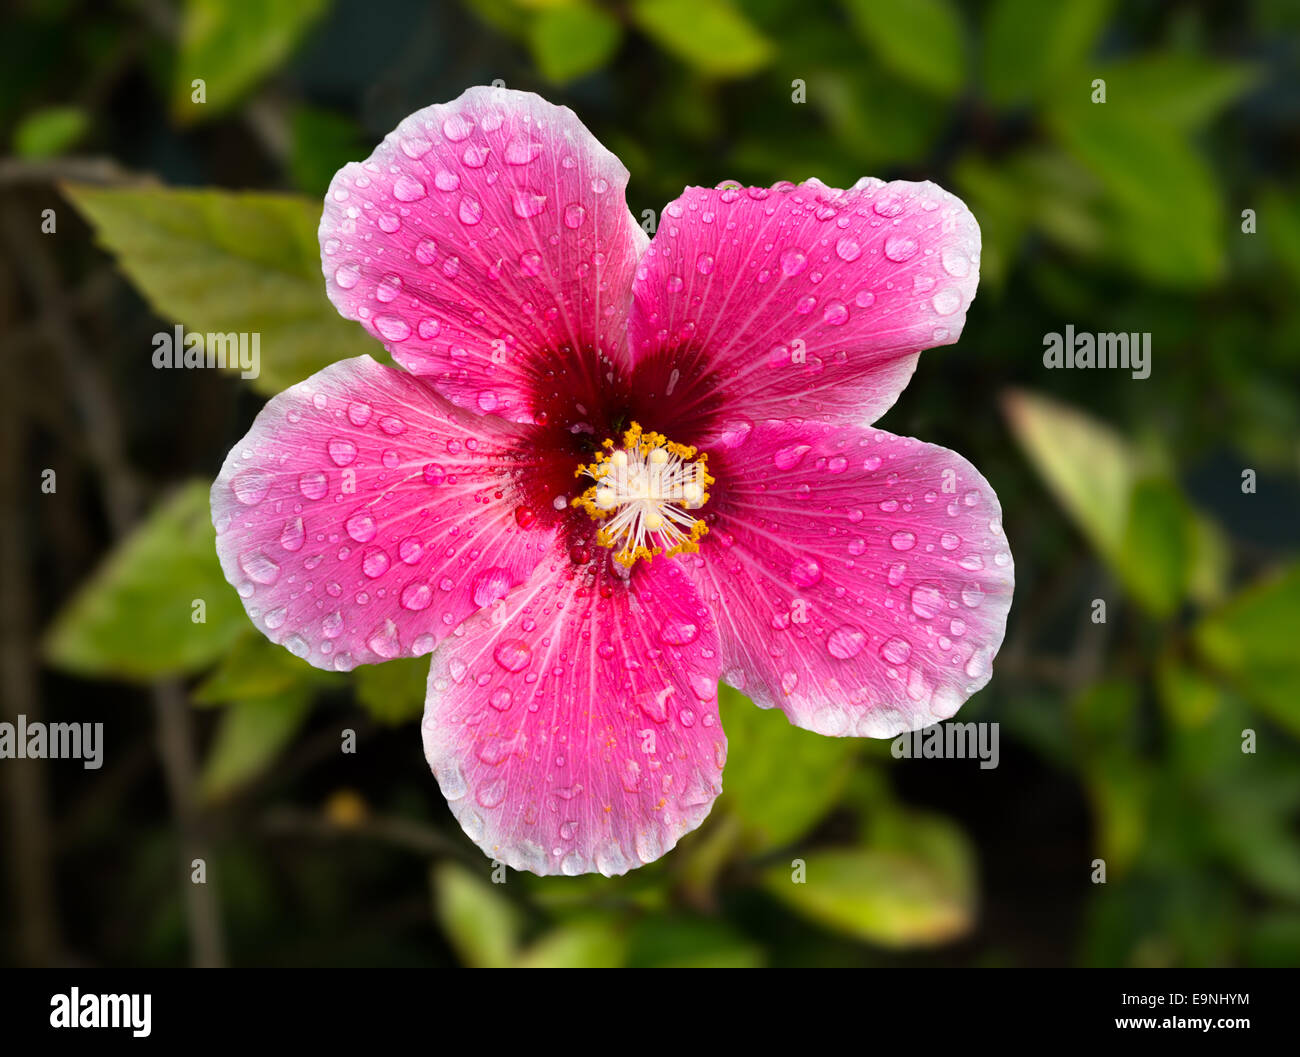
[573,422,713,567]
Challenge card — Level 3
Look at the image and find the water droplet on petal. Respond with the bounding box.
[327,437,357,466]
[392,175,426,202]
[828,625,866,659]
[493,638,531,672]
[361,546,390,578]
[890,530,916,551]
[884,235,918,262]
[880,636,912,664]
[790,556,822,587]
[910,582,943,619]
[231,468,272,505]
[472,567,512,607]
[400,580,432,610]
[779,248,807,276]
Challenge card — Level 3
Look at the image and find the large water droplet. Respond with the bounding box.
[345,510,377,543]
[361,546,390,578]
[879,636,912,664]
[392,175,426,202]
[890,530,916,551]
[790,556,822,587]
[493,638,531,672]
[779,248,808,276]
[910,582,943,619]
[231,468,272,505]
[827,624,866,659]
[472,567,512,607]
[884,235,918,263]
[660,619,699,646]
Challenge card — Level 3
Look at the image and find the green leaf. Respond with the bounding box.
[1071,54,1259,130]
[1194,563,1300,737]
[761,844,974,948]
[631,0,772,78]
[843,0,966,98]
[1262,186,1300,290]
[194,632,335,705]
[717,685,858,851]
[288,106,365,197]
[63,184,377,394]
[626,915,763,967]
[1117,477,1192,618]
[529,3,623,83]
[514,918,628,968]
[354,656,428,725]
[982,0,1112,105]
[1002,390,1134,561]
[199,688,312,800]
[1046,108,1224,285]
[13,105,89,158]
[173,0,328,122]
[44,482,247,680]
[431,862,521,968]
[1004,391,1199,617]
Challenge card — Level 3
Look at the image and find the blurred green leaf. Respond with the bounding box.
[1062,54,1259,130]
[717,684,858,851]
[1117,477,1192,618]
[1245,911,1300,967]
[172,0,328,122]
[63,184,376,394]
[1262,186,1300,290]
[843,0,966,98]
[1194,563,1300,737]
[1072,681,1150,876]
[631,0,772,78]
[194,631,334,705]
[199,688,312,800]
[813,66,949,168]
[1186,513,1231,608]
[514,917,628,968]
[1004,391,1201,616]
[1047,108,1224,285]
[13,104,88,157]
[762,844,974,948]
[431,861,521,968]
[288,106,365,197]
[1155,654,1221,729]
[982,0,1112,105]
[354,656,428,725]
[44,482,246,680]
[1003,389,1134,561]
[529,3,622,83]
[626,915,763,967]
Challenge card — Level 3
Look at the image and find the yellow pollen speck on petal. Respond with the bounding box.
[575,421,712,568]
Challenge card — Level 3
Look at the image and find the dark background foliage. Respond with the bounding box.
[2,0,1298,967]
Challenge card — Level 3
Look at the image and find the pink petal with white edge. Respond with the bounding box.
[423,545,725,876]
[687,421,1012,737]
[628,178,980,436]
[320,86,647,423]
[212,356,556,671]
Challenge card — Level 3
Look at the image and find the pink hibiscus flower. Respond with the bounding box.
[212,87,1013,877]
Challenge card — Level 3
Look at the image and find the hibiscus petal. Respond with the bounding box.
[687,421,1013,737]
[211,356,556,671]
[320,86,647,423]
[628,178,979,438]
[422,546,725,876]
